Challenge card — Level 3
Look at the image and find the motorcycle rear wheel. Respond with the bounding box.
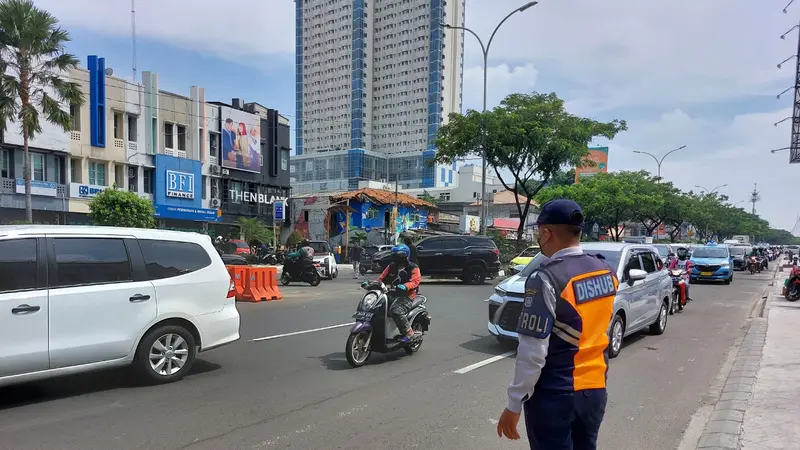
[346,332,371,367]
[280,272,291,286]
[308,271,321,286]
[404,320,425,354]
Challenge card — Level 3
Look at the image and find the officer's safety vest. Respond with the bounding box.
[519,253,619,392]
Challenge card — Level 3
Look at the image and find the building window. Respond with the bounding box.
[202,175,207,199]
[177,125,186,151]
[230,180,242,204]
[115,163,124,188]
[1,149,9,178]
[209,131,220,160]
[113,112,123,139]
[70,158,81,183]
[366,207,378,219]
[281,150,289,171]
[164,122,174,149]
[89,161,106,186]
[143,168,154,194]
[53,155,64,184]
[303,210,309,222]
[128,166,138,193]
[31,153,45,181]
[127,115,138,141]
[70,104,81,131]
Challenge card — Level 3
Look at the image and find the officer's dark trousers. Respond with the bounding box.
[389,297,413,335]
[523,388,607,450]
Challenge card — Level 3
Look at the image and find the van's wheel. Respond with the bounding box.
[608,314,625,359]
[134,324,196,385]
[649,300,668,335]
[462,265,486,285]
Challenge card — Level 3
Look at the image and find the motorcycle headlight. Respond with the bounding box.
[361,292,379,310]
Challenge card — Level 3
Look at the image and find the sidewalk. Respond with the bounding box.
[691,264,799,450]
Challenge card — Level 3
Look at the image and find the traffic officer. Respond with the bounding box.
[497,199,618,450]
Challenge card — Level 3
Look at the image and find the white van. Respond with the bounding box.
[0,225,240,387]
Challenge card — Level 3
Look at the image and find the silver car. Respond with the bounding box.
[487,242,672,358]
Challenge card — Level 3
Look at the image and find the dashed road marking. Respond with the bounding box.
[453,350,516,374]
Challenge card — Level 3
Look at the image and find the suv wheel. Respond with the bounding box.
[134,324,197,384]
[462,265,486,285]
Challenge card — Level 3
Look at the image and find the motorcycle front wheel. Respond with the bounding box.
[787,287,800,302]
[346,331,371,367]
[280,272,291,286]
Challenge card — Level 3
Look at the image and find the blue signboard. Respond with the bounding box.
[273,201,284,221]
[154,204,220,222]
[365,226,372,233]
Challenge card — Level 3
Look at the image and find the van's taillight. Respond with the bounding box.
[227,280,236,298]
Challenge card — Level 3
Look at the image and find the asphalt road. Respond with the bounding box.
[0,268,774,450]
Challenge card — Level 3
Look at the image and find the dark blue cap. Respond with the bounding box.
[536,199,585,228]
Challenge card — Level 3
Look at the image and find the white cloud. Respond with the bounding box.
[462,63,538,111]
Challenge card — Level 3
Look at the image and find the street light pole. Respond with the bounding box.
[443,1,537,235]
[632,145,686,180]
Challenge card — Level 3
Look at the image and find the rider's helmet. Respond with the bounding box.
[391,244,411,265]
[676,247,690,260]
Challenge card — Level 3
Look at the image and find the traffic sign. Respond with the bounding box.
[273,201,284,221]
[365,226,372,233]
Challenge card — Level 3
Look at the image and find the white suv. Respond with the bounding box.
[0,225,240,387]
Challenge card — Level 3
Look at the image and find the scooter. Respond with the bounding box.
[748,256,761,274]
[785,262,800,302]
[279,255,322,286]
[345,280,431,368]
[669,268,688,314]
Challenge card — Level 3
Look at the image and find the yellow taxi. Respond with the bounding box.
[510,245,540,267]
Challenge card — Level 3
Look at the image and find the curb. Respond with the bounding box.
[689,266,777,449]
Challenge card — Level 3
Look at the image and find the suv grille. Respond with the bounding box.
[489,303,500,322]
[695,264,721,272]
[497,302,523,332]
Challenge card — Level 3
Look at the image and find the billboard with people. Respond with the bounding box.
[219,106,262,173]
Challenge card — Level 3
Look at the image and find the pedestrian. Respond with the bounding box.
[350,242,363,278]
[402,236,418,264]
[497,199,618,450]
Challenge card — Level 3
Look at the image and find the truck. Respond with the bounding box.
[730,235,750,244]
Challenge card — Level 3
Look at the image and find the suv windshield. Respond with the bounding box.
[692,247,729,259]
[309,242,330,254]
[652,245,670,259]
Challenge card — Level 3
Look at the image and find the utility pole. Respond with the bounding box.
[393,180,399,244]
[131,0,137,80]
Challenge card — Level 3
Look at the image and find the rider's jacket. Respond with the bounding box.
[377,262,421,299]
[517,252,618,392]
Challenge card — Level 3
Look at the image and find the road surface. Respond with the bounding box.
[0,270,772,449]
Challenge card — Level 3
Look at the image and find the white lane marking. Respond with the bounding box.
[249,323,352,342]
[454,350,516,374]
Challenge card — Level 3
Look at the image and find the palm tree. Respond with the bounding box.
[0,0,84,222]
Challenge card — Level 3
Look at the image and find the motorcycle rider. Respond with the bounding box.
[668,247,693,301]
[373,244,421,343]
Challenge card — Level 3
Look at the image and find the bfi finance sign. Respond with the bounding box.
[166,170,195,199]
[229,190,287,204]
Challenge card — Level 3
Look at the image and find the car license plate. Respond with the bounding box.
[498,270,505,277]
[352,311,373,321]
[700,271,713,276]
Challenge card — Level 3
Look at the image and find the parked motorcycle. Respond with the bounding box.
[280,254,322,286]
[669,268,688,314]
[345,280,431,368]
[748,256,762,274]
[785,264,800,302]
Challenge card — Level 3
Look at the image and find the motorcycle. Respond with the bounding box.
[345,280,432,368]
[279,254,322,286]
[669,268,688,314]
[785,265,800,302]
[747,256,761,274]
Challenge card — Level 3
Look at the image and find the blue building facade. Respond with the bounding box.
[333,200,430,235]
[153,154,220,223]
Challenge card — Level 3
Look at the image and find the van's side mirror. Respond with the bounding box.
[416,245,424,251]
[628,269,647,284]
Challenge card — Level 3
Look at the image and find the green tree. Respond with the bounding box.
[660,190,693,242]
[433,92,626,245]
[625,171,667,236]
[548,168,576,187]
[0,0,84,222]
[286,230,305,248]
[88,188,155,228]
[349,231,368,245]
[237,217,273,246]
[418,190,438,205]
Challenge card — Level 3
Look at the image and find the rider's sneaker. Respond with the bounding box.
[399,335,411,344]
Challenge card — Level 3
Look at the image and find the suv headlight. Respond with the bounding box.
[720,261,729,267]
[494,286,507,297]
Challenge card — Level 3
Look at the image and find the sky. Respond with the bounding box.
[32,0,800,231]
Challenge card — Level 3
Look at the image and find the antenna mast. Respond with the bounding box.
[131,0,137,80]
[749,183,761,215]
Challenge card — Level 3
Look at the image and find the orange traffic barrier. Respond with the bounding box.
[240,266,281,302]
[226,265,247,299]
[263,266,282,300]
